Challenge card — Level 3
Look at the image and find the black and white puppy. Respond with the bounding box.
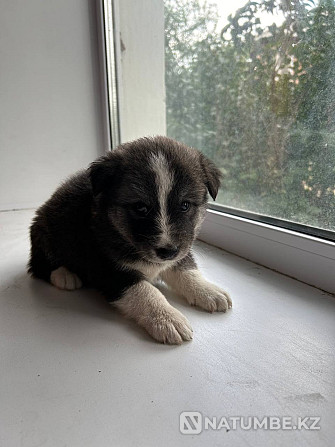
[28,136,232,344]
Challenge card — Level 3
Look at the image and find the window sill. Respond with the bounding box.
[199,209,335,294]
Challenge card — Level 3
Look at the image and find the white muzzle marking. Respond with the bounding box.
[150,152,174,246]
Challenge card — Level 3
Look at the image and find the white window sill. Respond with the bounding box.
[0,208,334,446]
[199,209,335,294]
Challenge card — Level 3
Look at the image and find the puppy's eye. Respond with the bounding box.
[133,202,149,216]
[180,201,190,212]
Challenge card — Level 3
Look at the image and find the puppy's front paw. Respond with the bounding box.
[50,266,82,291]
[142,305,193,345]
[186,281,232,313]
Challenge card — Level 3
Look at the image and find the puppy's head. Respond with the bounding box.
[89,136,221,264]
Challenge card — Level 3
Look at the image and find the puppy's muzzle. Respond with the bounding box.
[155,245,179,260]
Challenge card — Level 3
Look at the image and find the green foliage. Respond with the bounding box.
[165,0,335,231]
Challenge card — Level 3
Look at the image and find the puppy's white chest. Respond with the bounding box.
[126,260,174,281]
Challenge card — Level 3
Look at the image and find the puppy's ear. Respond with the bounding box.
[88,152,121,196]
[199,153,222,200]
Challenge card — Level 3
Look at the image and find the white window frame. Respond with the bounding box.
[98,0,335,294]
[199,209,335,293]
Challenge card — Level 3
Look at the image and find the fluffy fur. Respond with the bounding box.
[28,136,232,344]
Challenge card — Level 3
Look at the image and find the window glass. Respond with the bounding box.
[165,0,335,233]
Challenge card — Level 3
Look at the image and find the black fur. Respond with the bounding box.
[28,136,221,302]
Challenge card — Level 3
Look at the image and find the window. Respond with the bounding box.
[99,0,335,293]
[165,0,335,241]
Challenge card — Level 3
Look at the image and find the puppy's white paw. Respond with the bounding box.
[186,281,232,313]
[50,266,82,291]
[115,281,193,345]
[142,305,193,345]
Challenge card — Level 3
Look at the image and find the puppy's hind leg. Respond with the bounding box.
[28,235,54,282]
[50,266,82,291]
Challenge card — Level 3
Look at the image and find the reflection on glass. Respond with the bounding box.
[165,0,335,232]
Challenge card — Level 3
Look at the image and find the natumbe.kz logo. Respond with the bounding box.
[179,412,321,434]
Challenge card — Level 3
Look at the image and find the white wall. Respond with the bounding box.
[0,0,105,210]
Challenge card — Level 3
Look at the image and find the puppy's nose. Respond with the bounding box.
[156,245,179,260]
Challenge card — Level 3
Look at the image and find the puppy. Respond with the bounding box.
[28,136,232,344]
